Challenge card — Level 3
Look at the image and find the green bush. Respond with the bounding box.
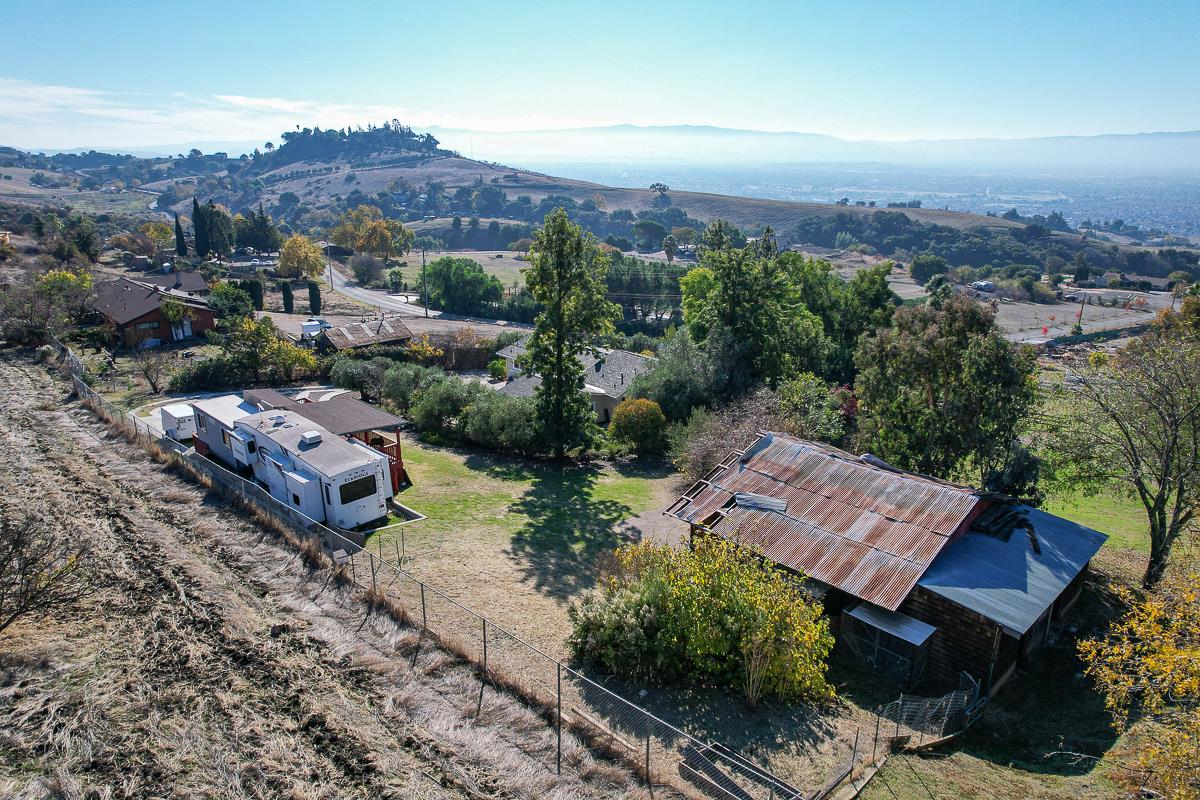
[487,357,507,382]
[168,354,240,392]
[381,363,447,413]
[462,391,546,455]
[409,378,483,435]
[608,398,667,455]
[568,539,834,706]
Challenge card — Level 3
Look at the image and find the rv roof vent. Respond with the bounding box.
[269,413,286,426]
[300,430,322,446]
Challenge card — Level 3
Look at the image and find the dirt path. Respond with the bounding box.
[0,352,649,799]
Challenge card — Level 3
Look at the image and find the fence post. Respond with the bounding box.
[370,554,377,595]
[851,729,859,774]
[420,583,427,629]
[645,734,652,796]
[482,618,488,673]
[556,663,562,774]
[896,693,903,739]
[873,708,881,763]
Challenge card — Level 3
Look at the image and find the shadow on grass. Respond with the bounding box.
[572,670,842,761]
[497,459,634,601]
[951,572,1124,778]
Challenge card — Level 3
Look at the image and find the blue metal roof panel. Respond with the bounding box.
[917,506,1107,635]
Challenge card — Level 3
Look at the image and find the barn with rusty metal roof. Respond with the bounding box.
[666,432,1106,691]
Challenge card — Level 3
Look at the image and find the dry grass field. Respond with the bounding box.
[0,351,654,799]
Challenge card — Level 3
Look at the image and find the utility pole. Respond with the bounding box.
[421,244,428,318]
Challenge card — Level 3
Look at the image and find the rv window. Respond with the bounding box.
[292,493,300,506]
[324,484,331,505]
[196,413,206,431]
[221,429,231,448]
[338,475,377,504]
[247,440,256,453]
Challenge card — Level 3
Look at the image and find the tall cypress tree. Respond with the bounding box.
[174,213,188,257]
[280,281,294,314]
[192,197,210,258]
[307,281,321,315]
[524,208,621,457]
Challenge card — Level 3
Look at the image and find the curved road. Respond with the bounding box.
[325,263,533,331]
[326,264,441,317]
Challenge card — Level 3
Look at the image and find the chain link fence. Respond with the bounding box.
[47,335,931,800]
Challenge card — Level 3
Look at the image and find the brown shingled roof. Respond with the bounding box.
[666,432,982,610]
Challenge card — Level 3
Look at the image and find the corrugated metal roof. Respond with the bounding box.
[917,506,1107,635]
[666,433,981,610]
[847,602,936,646]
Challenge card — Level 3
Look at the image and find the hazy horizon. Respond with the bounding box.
[3,1,1199,153]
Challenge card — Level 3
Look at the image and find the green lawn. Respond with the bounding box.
[1044,491,1149,552]
[370,436,673,658]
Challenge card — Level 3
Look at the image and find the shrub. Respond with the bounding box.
[409,378,482,436]
[608,398,667,455]
[168,354,241,392]
[568,539,834,706]
[462,391,545,455]
[350,254,385,286]
[487,357,507,382]
[330,355,390,401]
[381,362,447,413]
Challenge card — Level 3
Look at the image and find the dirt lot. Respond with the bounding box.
[0,350,651,799]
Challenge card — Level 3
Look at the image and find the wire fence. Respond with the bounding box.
[46,333,979,800]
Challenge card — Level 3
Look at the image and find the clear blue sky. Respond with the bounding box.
[2,0,1197,149]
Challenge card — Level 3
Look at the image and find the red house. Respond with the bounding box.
[90,278,216,348]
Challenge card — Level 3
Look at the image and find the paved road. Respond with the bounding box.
[327,266,442,317]
[325,265,533,333]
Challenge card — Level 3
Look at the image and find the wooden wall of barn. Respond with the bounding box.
[900,586,1020,690]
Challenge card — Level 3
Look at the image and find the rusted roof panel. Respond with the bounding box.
[667,433,982,610]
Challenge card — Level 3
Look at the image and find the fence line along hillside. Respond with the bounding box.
[46,335,974,800]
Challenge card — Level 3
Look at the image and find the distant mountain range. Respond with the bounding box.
[426,124,1200,174]
[39,125,1200,175]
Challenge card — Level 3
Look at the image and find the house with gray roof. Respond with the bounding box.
[496,336,656,423]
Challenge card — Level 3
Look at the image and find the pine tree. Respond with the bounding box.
[174,213,187,257]
[192,197,210,258]
[524,208,621,457]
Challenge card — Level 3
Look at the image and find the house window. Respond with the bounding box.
[196,413,207,431]
[338,475,377,504]
[136,321,160,330]
[292,493,301,506]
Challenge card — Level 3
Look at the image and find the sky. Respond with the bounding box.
[1,0,1198,152]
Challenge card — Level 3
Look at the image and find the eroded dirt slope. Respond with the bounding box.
[0,352,647,800]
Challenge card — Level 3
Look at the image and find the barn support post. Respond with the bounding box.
[985,627,1001,697]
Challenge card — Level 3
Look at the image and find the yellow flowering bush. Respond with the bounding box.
[568,538,834,705]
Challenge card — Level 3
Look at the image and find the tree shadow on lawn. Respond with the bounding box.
[497,459,636,601]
